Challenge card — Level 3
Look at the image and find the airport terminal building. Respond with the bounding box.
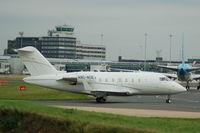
[5,25,106,60]
[3,25,200,74]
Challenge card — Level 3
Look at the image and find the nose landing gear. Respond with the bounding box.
[197,81,200,90]
[166,95,171,103]
[186,81,190,90]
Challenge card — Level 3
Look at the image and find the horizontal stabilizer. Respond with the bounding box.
[17,47,35,52]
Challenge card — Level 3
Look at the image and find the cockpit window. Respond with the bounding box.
[159,77,169,81]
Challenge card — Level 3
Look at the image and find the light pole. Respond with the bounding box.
[169,34,173,63]
[100,34,104,45]
[139,45,143,59]
[19,32,23,48]
[144,33,148,71]
[182,33,185,64]
[100,34,104,60]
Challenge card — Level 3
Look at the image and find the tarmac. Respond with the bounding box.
[34,89,200,118]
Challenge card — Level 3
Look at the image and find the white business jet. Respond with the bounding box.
[18,46,186,103]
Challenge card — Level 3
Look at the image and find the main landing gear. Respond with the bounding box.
[197,81,200,90]
[96,96,107,103]
[186,81,190,90]
[166,95,171,103]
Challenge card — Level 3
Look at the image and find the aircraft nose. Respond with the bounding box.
[173,82,187,93]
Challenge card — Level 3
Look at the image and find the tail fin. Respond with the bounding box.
[17,46,58,76]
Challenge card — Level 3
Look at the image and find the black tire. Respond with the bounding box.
[166,99,171,103]
[96,97,100,103]
[100,98,106,103]
[197,86,200,90]
[186,86,190,91]
[96,97,106,103]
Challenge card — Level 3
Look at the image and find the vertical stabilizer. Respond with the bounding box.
[18,46,58,76]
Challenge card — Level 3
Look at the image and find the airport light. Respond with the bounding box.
[169,34,173,63]
[100,34,104,61]
[144,33,148,71]
[19,32,24,48]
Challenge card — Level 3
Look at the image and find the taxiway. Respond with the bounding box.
[34,89,200,112]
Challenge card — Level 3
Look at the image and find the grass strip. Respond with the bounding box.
[0,100,152,133]
[0,75,25,81]
[0,81,92,100]
[0,100,200,133]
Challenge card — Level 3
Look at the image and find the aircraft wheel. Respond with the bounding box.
[166,99,171,103]
[96,97,100,103]
[186,85,190,91]
[96,97,106,103]
[166,95,171,103]
[197,86,200,90]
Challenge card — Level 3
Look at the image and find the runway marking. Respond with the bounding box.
[55,105,200,118]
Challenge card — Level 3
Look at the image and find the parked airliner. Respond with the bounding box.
[158,63,200,90]
[18,46,186,103]
[158,34,200,90]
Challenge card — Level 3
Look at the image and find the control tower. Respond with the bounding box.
[48,25,75,37]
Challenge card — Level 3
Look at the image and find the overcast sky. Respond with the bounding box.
[0,0,200,61]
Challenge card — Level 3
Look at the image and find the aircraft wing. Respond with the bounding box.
[82,80,138,96]
[187,67,200,72]
[192,74,200,80]
[58,77,139,95]
[161,73,177,80]
[157,65,178,71]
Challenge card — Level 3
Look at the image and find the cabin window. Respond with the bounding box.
[125,78,128,82]
[159,77,169,81]
[118,78,121,82]
[138,79,141,83]
[105,78,108,82]
[99,78,102,82]
[132,79,134,83]
[112,78,115,82]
